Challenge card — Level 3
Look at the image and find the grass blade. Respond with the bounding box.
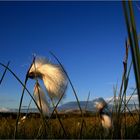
[50,51,84,138]
[122,1,140,112]
[50,52,83,116]
[0,61,10,85]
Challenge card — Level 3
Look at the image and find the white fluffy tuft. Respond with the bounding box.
[95,97,107,110]
[101,114,112,129]
[101,114,113,136]
[29,57,68,100]
[95,97,113,133]
[34,83,50,116]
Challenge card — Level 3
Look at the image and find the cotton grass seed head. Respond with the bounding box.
[28,56,68,100]
[101,114,112,130]
[18,116,27,125]
[34,82,50,116]
[95,97,113,131]
[95,97,107,111]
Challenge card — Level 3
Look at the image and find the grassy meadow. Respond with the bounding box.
[0,112,139,139]
[0,1,140,139]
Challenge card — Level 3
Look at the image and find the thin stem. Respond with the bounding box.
[50,52,83,116]
[0,61,10,85]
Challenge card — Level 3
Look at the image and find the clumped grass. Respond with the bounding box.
[112,37,132,139]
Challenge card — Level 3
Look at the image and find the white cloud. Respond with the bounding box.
[105,94,139,104]
[0,107,10,112]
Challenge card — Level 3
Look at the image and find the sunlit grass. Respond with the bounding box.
[0,113,139,139]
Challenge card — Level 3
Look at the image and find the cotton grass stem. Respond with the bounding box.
[50,52,83,116]
[29,57,49,138]
[50,52,84,138]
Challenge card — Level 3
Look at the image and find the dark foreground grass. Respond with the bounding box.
[0,113,139,139]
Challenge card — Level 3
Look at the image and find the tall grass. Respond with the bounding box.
[122,1,140,138]
[111,35,139,138]
[122,1,140,114]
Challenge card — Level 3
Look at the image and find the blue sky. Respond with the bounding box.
[0,1,139,109]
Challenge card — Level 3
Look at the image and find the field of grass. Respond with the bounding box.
[0,112,139,139]
[0,1,140,139]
